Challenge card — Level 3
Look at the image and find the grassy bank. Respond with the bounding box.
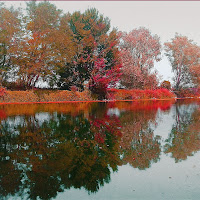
[0,89,92,103]
[0,88,177,104]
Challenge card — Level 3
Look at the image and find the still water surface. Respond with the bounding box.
[0,100,200,200]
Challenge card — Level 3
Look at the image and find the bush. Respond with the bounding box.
[107,88,175,100]
[160,80,171,90]
[174,88,200,98]
[0,87,7,98]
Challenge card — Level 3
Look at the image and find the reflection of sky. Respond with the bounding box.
[154,106,175,144]
[56,152,200,200]
[107,108,121,117]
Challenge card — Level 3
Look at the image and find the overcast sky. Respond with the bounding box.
[3,1,200,82]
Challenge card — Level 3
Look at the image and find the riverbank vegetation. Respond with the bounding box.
[0,1,200,103]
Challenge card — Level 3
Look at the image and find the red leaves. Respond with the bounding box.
[94,132,105,144]
[0,110,7,119]
[120,27,161,89]
[0,87,7,98]
[91,114,122,145]
[89,58,122,99]
[107,88,175,101]
[165,35,200,90]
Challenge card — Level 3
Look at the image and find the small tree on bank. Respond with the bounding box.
[160,80,171,90]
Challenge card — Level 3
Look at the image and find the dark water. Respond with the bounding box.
[0,100,200,200]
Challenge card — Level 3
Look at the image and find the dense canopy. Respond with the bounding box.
[0,1,200,99]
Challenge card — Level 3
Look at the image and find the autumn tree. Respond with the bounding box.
[1,3,121,91]
[12,1,75,89]
[57,8,121,91]
[164,102,200,162]
[19,2,61,88]
[189,51,200,87]
[165,35,200,90]
[0,4,21,84]
[120,27,161,89]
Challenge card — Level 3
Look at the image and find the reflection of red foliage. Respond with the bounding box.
[0,110,7,119]
[108,100,175,112]
[94,132,105,144]
[91,115,122,144]
[159,102,172,111]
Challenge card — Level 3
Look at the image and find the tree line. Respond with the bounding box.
[0,1,200,98]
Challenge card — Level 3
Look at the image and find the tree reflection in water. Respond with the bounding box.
[0,103,122,199]
[116,101,163,170]
[164,100,200,162]
[1,100,199,199]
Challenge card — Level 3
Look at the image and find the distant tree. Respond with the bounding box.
[165,35,200,90]
[160,80,171,90]
[120,27,161,89]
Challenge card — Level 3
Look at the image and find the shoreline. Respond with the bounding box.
[0,97,197,105]
[0,88,199,105]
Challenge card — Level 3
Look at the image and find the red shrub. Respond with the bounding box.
[0,87,7,98]
[107,88,175,100]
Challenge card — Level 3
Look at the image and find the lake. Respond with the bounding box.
[0,100,200,200]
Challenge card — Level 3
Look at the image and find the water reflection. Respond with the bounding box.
[0,100,200,199]
[119,106,161,170]
[0,103,122,199]
[164,101,200,162]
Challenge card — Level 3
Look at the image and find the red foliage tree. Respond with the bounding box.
[165,35,200,90]
[120,27,161,89]
[89,58,121,99]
